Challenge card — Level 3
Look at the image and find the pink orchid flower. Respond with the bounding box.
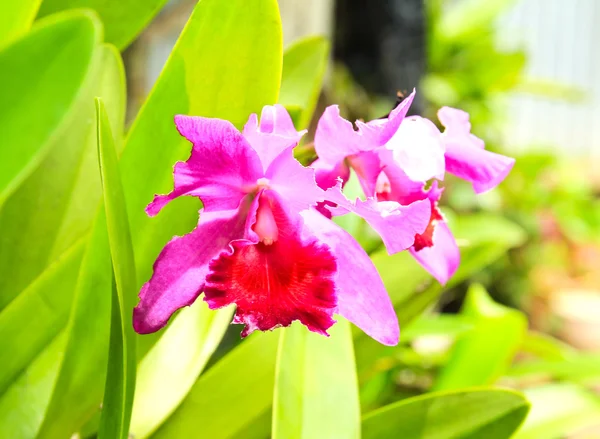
[314,90,515,285]
[133,105,431,346]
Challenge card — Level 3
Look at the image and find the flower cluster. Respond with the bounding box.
[133,90,514,346]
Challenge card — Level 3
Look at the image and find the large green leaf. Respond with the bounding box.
[0,240,84,396]
[152,332,280,439]
[514,384,600,439]
[273,320,360,439]
[37,0,169,49]
[36,206,112,439]
[0,334,66,439]
[0,0,42,46]
[279,36,329,129]
[96,98,138,439]
[130,305,234,438]
[433,284,527,391]
[0,10,104,309]
[0,10,100,210]
[362,388,529,439]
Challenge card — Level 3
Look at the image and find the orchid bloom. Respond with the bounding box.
[314,90,515,285]
[133,105,431,345]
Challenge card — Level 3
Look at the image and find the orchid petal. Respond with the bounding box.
[438,107,515,193]
[242,104,305,171]
[378,88,416,144]
[385,116,446,182]
[301,209,400,346]
[410,221,460,285]
[146,116,263,216]
[265,147,325,214]
[133,206,249,333]
[348,151,382,198]
[325,184,431,254]
[314,105,370,165]
[313,158,351,191]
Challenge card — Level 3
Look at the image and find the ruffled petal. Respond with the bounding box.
[410,222,460,285]
[438,107,515,193]
[313,158,351,191]
[301,210,399,345]
[204,195,337,337]
[147,116,264,216]
[242,104,305,171]
[314,105,371,165]
[133,206,250,333]
[265,147,325,214]
[324,184,431,254]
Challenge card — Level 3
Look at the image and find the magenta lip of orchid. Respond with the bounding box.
[133,91,514,346]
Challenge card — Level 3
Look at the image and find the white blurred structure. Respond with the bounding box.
[497,0,600,161]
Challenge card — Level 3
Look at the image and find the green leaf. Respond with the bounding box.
[514,384,600,439]
[0,10,100,209]
[36,205,112,439]
[96,98,137,439]
[399,314,474,343]
[279,36,329,129]
[518,331,576,361]
[0,0,42,46]
[433,284,527,391]
[0,241,84,396]
[0,10,104,309]
[130,305,234,438]
[119,0,282,299]
[152,332,280,439]
[508,354,600,382]
[273,320,360,439]
[362,388,530,439]
[37,0,169,49]
[0,334,66,439]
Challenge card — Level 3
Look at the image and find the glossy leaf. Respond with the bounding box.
[130,305,234,438]
[152,332,280,439]
[362,388,530,439]
[0,241,84,396]
[0,0,42,46]
[273,320,360,439]
[0,334,66,439]
[37,0,169,49]
[279,36,329,129]
[433,284,527,391]
[96,98,137,439]
[0,10,100,210]
[36,206,112,439]
[514,384,600,439]
[0,10,103,309]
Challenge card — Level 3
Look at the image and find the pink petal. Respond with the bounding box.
[133,206,250,333]
[147,116,264,216]
[378,88,416,145]
[410,222,460,285]
[314,105,371,165]
[347,151,382,198]
[438,107,515,193]
[265,147,326,214]
[312,158,351,191]
[242,105,305,171]
[384,116,446,182]
[324,184,431,254]
[301,209,400,346]
[204,196,337,337]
